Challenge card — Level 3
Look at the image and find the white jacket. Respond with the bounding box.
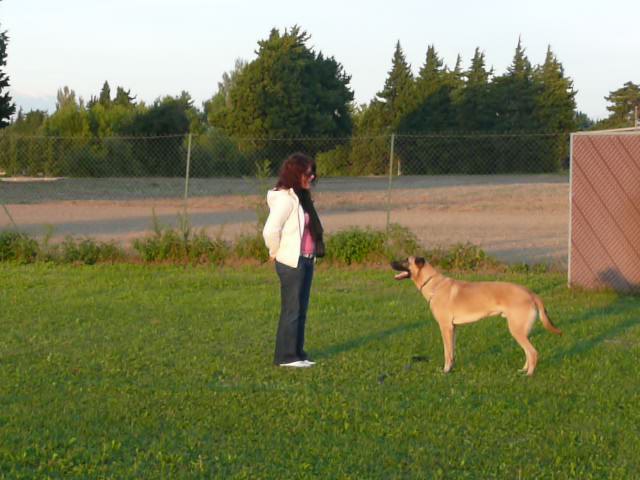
[262,188,305,268]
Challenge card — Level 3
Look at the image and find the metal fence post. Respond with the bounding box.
[385,133,395,240]
[183,133,192,205]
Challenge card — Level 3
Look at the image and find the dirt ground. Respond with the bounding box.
[0,174,569,265]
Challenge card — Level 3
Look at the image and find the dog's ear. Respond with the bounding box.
[414,257,426,268]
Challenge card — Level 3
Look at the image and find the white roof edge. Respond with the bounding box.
[572,126,640,135]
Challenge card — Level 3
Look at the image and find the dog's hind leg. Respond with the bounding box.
[507,309,538,376]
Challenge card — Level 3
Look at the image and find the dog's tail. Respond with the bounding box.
[532,294,562,335]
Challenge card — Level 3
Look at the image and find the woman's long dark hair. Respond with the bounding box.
[274,153,323,249]
[275,152,316,192]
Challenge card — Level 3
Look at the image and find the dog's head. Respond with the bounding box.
[390,256,427,281]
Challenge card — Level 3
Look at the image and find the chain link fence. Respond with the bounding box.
[0,132,570,265]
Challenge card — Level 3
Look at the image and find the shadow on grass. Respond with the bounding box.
[549,296,640,363]
[313,320,425,360]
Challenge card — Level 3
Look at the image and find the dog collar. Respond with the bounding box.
[419,275,435,292]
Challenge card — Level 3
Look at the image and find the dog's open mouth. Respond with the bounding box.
[390,260,410,280]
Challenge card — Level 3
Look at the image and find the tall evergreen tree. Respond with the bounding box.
[99,81,112,107]
[114,87,136,107]
[400,44,454,132]
[574,111,594,131]
[602,81,640,128]
[374,40,414,129]
[533,46,577,132]
[457,48,494,131]
[416,45,445,97]
[448,54,465,94]
[0,23,16,128]
[490,38,539,131]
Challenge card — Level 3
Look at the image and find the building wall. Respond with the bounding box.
[569,129,640,292]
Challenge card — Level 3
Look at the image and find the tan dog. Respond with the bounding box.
[391,257,562,375]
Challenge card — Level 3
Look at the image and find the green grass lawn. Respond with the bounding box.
[0,263,639,479]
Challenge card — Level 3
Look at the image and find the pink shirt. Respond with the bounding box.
[301,212,315,256]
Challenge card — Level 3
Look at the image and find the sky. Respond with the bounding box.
[1,0,638,121]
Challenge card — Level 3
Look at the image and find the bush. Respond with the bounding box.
[427,242,499,271]
[385,223,425,260]
[133,229,187,263]
[233,233,269,262]
[0,225,503,271]
[188,231,231,265]
[0,231,39,263]
[324,224,426,265]
[133,226,230,264]
[325,228,386,265]
[57,237,125,265]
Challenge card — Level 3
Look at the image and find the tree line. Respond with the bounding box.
[0,24,639,177]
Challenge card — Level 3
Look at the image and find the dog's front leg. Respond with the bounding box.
[437,320,455,373]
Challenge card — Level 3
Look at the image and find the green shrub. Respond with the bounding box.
[188,231,230,265]
[233,233,269,262]
[427,242,499,271]
[133,225,230,265]
[325,228,386,265]
[0,231,39,263]
[0,224,502,271]
[58,237,125,265]
[385,223,425,260]
[133,229,187,262]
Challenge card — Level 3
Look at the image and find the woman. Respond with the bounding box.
[262,153,325,368]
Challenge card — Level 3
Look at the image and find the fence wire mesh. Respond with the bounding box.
[0,132,571,265]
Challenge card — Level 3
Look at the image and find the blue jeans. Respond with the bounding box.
[274,256,314,364]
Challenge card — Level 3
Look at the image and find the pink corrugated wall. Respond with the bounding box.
[569,129,640,292]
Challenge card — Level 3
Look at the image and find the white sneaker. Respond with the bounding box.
[279,360,311,368]
[303,359,316,365]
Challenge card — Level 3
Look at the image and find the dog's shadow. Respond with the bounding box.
[468,295,640,366]
[311,289,639,368]
[547,295,639,364]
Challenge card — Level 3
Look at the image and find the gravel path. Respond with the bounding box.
[1,174,569,265]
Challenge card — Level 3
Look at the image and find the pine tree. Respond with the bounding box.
[416,45,445,98]
[0,25,16,128]
[375,40,414,128]
[448,54,465,92]
[533,46,577,132]
[574,111,594,131]
[490,37,539,131]
[114,87,136,107]
[400,44,454,133]
[457,48,494,131]
[602,81,640,128]
[99,81,112,107]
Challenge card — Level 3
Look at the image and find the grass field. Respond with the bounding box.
[1,263,639,478]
